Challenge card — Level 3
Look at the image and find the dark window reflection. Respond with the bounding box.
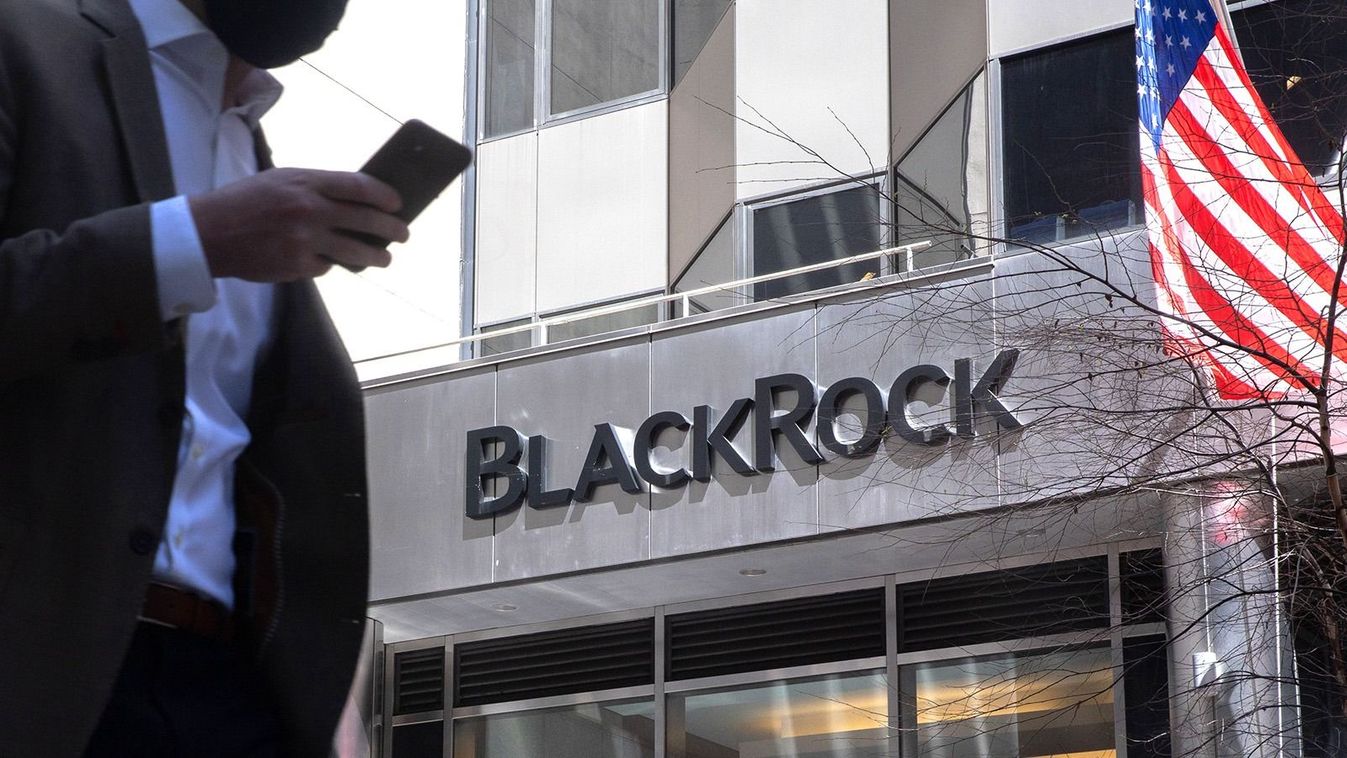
[1001,29,1142,244]
[1234,0,1347,178]
[752,186,884,301]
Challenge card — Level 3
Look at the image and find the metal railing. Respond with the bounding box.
[356,241,932,381]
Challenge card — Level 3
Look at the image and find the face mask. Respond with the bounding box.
[202,0,349,69]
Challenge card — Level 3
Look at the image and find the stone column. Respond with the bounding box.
[1165,480,1290,758]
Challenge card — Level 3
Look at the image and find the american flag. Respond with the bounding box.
[1136,0,1346,399]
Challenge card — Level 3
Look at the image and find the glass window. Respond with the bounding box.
[668,671,893,758]
[550,0,661,116]
[1233,0,1347,179]
[484,0,536,138]
[393,720,444,758]
[672,0,732,87]
[453,699,656,758]
[1001,30,1142,245]
[894,72,989,269]
[908,646,1115,758]
[477,318,534,357]
[547,303,661,342]
[751,185,885,302]
[1123,636,1171,758]
[673,217,739,315]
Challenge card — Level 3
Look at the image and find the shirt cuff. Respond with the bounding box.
[151,196,216,321]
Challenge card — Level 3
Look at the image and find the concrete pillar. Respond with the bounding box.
[1165,480,1292,758]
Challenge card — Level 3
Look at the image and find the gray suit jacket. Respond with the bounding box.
[0,1,370,755]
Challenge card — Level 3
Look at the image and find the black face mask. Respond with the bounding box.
[202,0,349,69]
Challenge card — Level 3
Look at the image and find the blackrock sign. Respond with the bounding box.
[464,349,1023,519]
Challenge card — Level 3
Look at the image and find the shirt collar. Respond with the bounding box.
[126,0,212,49]
[231,69,285,129]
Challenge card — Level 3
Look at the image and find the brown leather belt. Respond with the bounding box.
[139,581,236,643]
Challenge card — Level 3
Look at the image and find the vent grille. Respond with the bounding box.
[1121,548,1167,624]
[667,588,886,681]
[394,647,445,715]
[454,619,654,707]
[897,557,1110,652]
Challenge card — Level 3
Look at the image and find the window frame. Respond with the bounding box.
[477,0,670,144]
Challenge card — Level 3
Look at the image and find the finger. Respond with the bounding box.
[308,170,403,214]
[323,201,411,245]
[316,230,395,270]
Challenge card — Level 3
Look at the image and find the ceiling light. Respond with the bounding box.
[492,603,518,612]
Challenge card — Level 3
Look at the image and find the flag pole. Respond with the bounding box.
[1210,0,1242,56]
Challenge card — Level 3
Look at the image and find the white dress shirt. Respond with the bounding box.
[129,0,282,609]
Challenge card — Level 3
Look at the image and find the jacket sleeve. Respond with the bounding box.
[0,44,173,384]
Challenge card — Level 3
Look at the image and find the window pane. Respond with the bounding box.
[1002,30,1142,244]
[752,186,884,302]
[1123,636,1172,758]
[668,671,892,758]
[672,0,732,87]
[1233,0,1347,178]
[674,217,739,315]
[393,721,444,758]
[547,303,661,343]
[550,0,660,115]
[453,700,655,758]
[913,647,1115,758]
[478,318,533,357]
[484,0,536,138]
[894,72,988,269]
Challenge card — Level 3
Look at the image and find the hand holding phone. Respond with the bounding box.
[337,120,473,270]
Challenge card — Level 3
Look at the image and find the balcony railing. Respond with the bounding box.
[357,241,933,385]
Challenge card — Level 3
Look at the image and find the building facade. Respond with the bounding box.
[352,0,1347,756]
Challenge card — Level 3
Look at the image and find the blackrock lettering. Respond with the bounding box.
[464,349,1022,519]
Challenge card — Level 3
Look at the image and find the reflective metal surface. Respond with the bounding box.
[365,370,497,601]
[814,274,1001,531]
[364,242,1188,638]
[649,309,821,558]
[491,339,653,581]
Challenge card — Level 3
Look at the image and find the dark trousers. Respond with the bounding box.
[84,623,281,757]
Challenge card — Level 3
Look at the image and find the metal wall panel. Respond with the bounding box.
[991,236,1181,504]
[988,0,1132,57]
[491,340,653,580]
[890,0,988,159]
[475,133,539,325]
[535,102,669,313]
[648,309,821,558]
[669,7,737,281]
[734,0,889,200]
[366,370,497,601]
[814,274,1001,530]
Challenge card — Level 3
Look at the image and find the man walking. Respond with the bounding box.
[0,0,403,753]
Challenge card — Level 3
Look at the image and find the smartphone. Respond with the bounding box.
[338,119,473,269]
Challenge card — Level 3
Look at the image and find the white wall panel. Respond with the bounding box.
[475,133,539,325]
[891,0,987,159]
[735,0,889,200]
[669,8,736,282]
[988,0,1132,57]
[535,102,668,313]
